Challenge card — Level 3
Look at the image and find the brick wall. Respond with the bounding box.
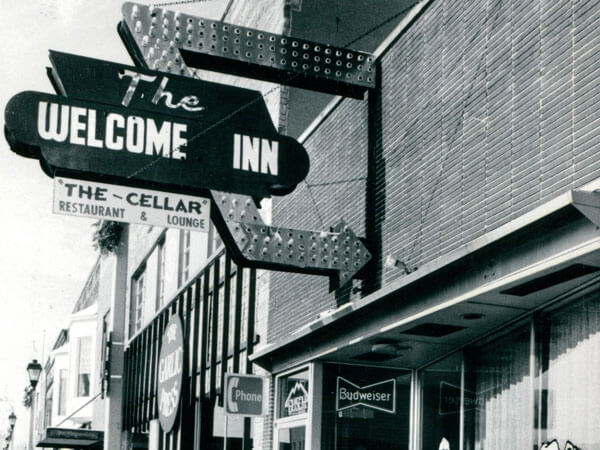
[268,0,600,342]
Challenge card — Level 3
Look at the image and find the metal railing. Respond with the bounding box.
[123,247,257,449]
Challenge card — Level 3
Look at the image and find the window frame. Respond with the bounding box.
[75,336,92,398]
[131,266,146,336]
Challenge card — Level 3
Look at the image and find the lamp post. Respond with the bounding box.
[7,412,16,450]
[26,360,42,450]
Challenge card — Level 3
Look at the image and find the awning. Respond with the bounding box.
[37,428,103,449]
[251,188,600,372]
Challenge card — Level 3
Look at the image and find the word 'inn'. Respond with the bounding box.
[233,133,278,176]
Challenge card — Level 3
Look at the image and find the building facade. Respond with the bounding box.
[33,1,600,449]
[251,1,600,450]
[36,252,122,449]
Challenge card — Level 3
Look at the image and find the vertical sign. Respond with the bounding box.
[157,315,184,432]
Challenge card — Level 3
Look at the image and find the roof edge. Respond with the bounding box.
[297,0,432,145]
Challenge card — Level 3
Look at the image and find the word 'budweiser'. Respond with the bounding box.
[38,101,187,158]
[336,377,396,414]
[338,387,392,402]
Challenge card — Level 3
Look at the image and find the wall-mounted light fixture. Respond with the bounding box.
[461,313,485,321]
[371,340,412,356]
[384,255,415,274]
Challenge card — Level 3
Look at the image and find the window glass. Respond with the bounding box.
[179,230,191,286]
[464,327,532,450]
[206,289,213,365]
[278,368,310,419]
[228,273,237,357]
[277,425,306,450]
[77,337,92,397]
[539,293,600,449]
[421,352,462,450]
[241,269,250,346]
[321,363,411,450]
[156,241,166,310]
[217,283,225,358]
[44,384,53,428]
[58,369,67,415]
[132,271,145,335]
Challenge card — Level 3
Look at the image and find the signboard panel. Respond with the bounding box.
[5,90,308,198]
[53,177,210,231]
[47,51,274,128]
[224,373,266,417]
[336,377,396,414]
[157,315,184,432]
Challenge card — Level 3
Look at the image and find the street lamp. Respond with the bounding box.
[7,412,16,450]
[26,360,42,389]
[26,359,42,450]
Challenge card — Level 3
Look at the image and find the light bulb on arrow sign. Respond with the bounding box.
[116,1,373,288]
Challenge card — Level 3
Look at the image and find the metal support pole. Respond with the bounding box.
[224,414,228,450]
[28,392,35,450]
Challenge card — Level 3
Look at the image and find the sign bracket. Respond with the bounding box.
[117,3,373,288]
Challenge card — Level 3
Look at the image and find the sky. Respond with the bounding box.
[0,1,228,447]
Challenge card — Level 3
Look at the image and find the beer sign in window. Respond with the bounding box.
[278,368,309,418]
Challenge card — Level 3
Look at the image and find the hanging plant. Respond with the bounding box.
[23,386,33,408]
[92,220,124,255]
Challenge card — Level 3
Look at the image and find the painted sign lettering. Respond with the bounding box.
[119,70,205,112]
[37,101,187,159]
[5,90,308,198]
[284,381,309,416]
[336,377,396,414]
[541,440,582,450]
[4,51,309,198]
[53,177,210,231]
[157,315,184,432]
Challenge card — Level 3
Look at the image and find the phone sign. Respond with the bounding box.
[224,373,267,416]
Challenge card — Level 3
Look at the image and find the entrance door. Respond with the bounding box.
[274,367,311,450]
[277,424,307,450]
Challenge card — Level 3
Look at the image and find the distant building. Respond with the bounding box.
[36,251,123,449]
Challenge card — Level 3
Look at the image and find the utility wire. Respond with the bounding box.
[303,181,325,228]
[151,0,212,7]
[305,176,367,188]
[55,392,102,427]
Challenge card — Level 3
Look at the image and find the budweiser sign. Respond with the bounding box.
[336,377,396,414]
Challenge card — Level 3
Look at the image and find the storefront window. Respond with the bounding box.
[275,368,310,450]
[321,363,411,450]
[421,352,462,450]
[278,368,310,419]
[539,293,600,449]
[464,326,532,450]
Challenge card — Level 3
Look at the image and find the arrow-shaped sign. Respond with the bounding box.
[4,52,309,199]
[116,6,372,288]
[210,191,371,288]
[118,2,376,99]
[2,49,371,285]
